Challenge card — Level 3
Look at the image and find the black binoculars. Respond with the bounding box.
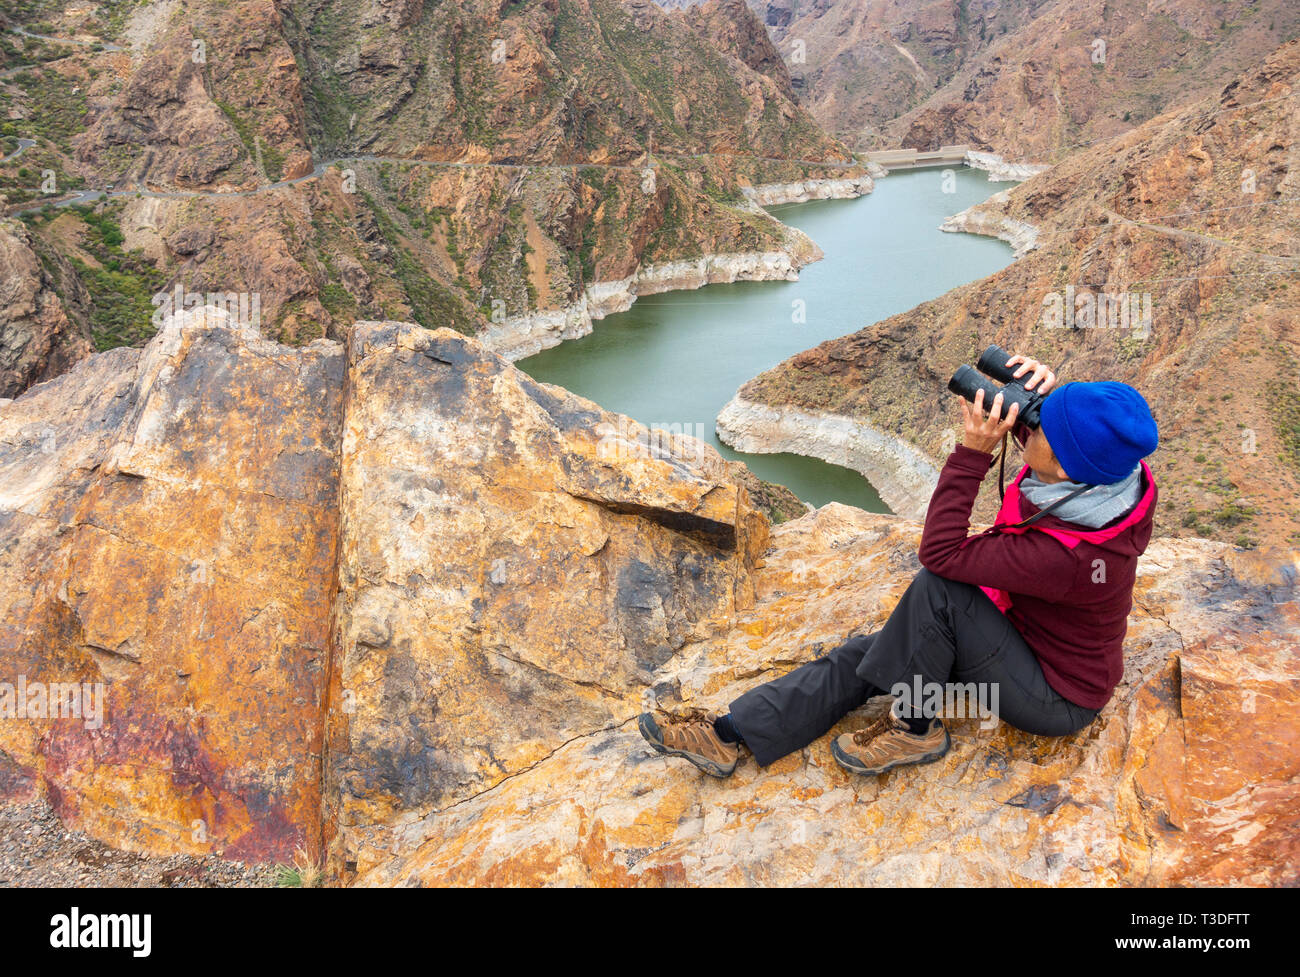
[947,344,1044,444]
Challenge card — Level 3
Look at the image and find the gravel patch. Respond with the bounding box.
[0,799,283,888]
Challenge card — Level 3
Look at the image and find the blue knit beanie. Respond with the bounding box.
[1038,381,1159,484]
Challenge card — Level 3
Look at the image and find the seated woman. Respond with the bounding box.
[637,355,1159,779]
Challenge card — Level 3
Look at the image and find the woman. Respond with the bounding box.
[637,354,1159,778]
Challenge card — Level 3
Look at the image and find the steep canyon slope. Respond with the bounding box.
[0,0,865,393]
[879,0,1300,160]
[725,0,1300,158]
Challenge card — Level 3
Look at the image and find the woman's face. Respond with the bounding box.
[1023,426,1068,481]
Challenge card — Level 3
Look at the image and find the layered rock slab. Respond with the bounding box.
[324,322,767,877]
[0,310,768,869]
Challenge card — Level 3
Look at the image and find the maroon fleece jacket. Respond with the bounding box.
[917,445,1157,709]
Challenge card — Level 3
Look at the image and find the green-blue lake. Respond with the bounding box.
[520,167,1016,512]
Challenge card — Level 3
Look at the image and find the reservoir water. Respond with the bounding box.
[519,168,1016,512]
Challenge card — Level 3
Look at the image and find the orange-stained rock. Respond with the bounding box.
[0,308,343,862]
[352,510,1298,887]
[322,321,766,876]
[1,311,1294,884]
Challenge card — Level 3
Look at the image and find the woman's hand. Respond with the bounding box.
[960,388,1019,454]
[1005,354,1056,393]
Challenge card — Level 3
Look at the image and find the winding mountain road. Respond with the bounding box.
[2,24,862,216]
[0,138,34,163]
[7,26,123,52]
[7,149,865,217]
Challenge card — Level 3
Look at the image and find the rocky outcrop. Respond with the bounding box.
[0,308,767,867]
[356,506,1300,887]
[0,307,342,861]
[741,173,876,206]
[681,0,798,100]
[78,0,310,189]
[325,318,769,875]
[0,220,93,398]
[963,151,1051,183]
[2,310,1295,885]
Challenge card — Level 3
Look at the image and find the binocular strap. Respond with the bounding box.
[993,434,1095,531]
[1004,483,1093,530]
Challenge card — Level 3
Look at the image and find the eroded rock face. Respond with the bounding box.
[0,309,343,861]
[1,313,1294,884]
[323,321,767,875]
[883,0,1300,158]
[682,0,798,100]
[78,0,310,189]
[0,311,766,868]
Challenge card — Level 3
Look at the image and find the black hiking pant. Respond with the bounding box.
[728,568,1102,766]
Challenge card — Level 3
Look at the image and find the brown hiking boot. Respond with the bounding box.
[831,708,950,776]
[638,708,740,778]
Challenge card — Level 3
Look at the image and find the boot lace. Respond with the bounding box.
[852,712,900,746]
[664,707,713,728]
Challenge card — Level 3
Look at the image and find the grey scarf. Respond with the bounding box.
[1019,463,1143,529]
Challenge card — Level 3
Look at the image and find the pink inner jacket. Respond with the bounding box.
[979,460,1157,615]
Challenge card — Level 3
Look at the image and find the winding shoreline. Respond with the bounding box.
[713,172,1046,515]
[481,175,874,362]
[715,396,940,520]
[503,165,1038,514]
[940,190,1040,257]
[740,170,881,207]
[479,247,820,362]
